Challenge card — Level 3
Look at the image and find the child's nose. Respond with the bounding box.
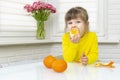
[72,24,77,28]
[72,26,76,29]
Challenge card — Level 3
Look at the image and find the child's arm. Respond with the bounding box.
[86,33,98,64]
[62,34,79,62]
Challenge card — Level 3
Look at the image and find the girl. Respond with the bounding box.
[62,7,98,65]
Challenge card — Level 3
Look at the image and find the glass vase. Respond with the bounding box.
[36,20,45,39]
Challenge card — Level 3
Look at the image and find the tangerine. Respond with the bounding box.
[71,28,79,35]
[52,59,67,73]
[43,55,56,68]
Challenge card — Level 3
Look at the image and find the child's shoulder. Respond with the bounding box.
[88,32,97,35]
[86,31,97,38]
[62,32,70,41]
[62,32,69,37]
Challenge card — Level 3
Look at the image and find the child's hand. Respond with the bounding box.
[81,53,88,66]
[70,34,80,43]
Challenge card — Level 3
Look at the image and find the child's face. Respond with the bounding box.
[66,18,86,35]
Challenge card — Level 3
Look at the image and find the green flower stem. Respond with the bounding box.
[32,10,51,39]
[36,20,45,39]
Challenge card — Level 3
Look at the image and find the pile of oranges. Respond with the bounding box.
[43,55,67,73]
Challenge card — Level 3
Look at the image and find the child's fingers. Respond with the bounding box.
[73,35,78,42]
[81,58,88,62]
[82,54,88,59]
[82,52,86,57]
[76,34,80,41]
[73,35,80,42]
[81,52,88,65]
[82,62,87,65]
[70,35,78,42]
[74,35,77,41]
[82,55,87,58]
[81,58,88,65]
[70,35,75,41]
[82,57,88,61]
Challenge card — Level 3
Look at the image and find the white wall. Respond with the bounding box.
[108,0,120,39]
[0,44,51,64]
[0,0,120,65]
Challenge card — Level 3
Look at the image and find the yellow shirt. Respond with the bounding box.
[62,32,98,64]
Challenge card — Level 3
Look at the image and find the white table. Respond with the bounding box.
[0,62,120,80]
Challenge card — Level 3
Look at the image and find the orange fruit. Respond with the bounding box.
[52,59,67,73]
[71,28,79,35]
[43,55,56,68]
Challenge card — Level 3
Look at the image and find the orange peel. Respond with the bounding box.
[94,61,115,68]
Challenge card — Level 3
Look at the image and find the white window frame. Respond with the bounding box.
[0,0,119,46]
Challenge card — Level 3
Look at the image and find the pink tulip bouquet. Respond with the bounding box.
[24,1,56,39]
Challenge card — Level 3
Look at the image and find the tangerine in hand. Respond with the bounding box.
[70,28,79,37]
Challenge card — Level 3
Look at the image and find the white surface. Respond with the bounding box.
[0,39,119,46]
[0,62,120,80]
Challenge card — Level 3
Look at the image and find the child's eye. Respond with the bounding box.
[68,22,72,24]
[76,21,81,23]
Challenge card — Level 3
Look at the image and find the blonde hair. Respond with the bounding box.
[65,7,89,34]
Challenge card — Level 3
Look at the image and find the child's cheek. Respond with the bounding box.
[77,24,82,31]
[68,25,72,30]
[78,25,84,34]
